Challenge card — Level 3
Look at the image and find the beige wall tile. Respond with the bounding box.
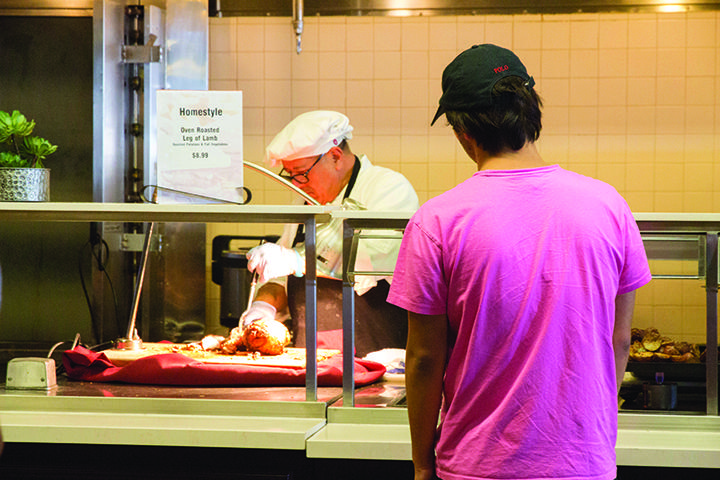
[628,18,657,48]
[539,78,570,106]
[210,79,236,91]
[541,49,570,78]
[374,135,402,165]
[291,51,319,80]
[400,135,429,163]
[374,51,402,79]
[318,80,347,108]
[345,79,373,107]
[513,19,542,49]
[429,18,457,51]
[401,79,429,108]
[657,17,686,48]
[318,20,347,52]
[686,47,717,77]
[209,51,237,80]
[654,163,684,192]
[569,78,598,106]
[597,106,627,134]
[346,19,373,52]
[597,135,627,164]
[598,17,627,49]
[400,163,428,194]
[236,19,264,52]
[401,18,429,51]
[596,163,626,190]
[290,80,319,108]
[657,48,686,77]
[457,16,486,48]
[373,19,402,52]
[686,106,715,135]
[654,191,684,212]
[264,51,292,80]
[687,17,717,47]
[627,76,656,105]
[485,19,513,47]
[541,17,570,49]
[568,106,598,134]
[347,51,374,80]
[374,80,402,107]
[318,52,346,80]
[570,17,599,48]
[570,49,598,78]
[264,19,293,52]
[374,108,402,135]
[656,77,686,106]
[210,19,236,52]
[402,51,430,79]
[598,48,628,78]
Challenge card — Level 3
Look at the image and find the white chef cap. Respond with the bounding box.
[264,110,354,167]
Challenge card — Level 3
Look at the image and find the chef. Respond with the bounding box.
[244,110,419,357]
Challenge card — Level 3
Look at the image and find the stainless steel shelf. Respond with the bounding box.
[0,202,332,224]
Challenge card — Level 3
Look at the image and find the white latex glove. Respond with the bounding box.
[246,243,304,283]
[240,300,277,329]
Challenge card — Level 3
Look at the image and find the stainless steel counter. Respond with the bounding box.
[0,377,339,450]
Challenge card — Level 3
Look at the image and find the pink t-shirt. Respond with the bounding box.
[388,165,651,480]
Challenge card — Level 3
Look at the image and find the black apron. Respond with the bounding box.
[287,277,408,358]
[286,157,408,357]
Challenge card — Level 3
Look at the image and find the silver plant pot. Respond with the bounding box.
[0,168,51,202]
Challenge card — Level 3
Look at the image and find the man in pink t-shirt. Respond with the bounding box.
[387,44,651,480]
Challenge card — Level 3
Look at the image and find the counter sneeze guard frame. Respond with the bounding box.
[0,202,333,401]
[339,210,413,406]
[339,211,720,414]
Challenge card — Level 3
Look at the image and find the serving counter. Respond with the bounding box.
[0,206,719,476]
[323,211,720,470]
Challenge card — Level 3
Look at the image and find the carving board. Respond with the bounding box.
[103,343,341,369]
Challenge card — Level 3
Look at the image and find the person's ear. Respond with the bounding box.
[328,146,343,165]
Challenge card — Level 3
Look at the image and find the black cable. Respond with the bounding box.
[78,238,121,343]
[78,240,100,344]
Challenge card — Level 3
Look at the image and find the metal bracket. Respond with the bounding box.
[122,44,162,63]
[106,232,162,252]
[122,33,162,64]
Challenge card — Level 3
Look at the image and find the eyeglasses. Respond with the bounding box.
[279,153,324,184]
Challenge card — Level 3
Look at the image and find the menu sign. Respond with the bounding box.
[156,90,244,203]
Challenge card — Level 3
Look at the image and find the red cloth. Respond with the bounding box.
[62,345,385,387]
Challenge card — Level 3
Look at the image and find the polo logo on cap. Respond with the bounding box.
[494,65,510,74]
[333,139,339,145]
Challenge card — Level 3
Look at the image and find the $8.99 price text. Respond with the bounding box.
[192,152,209,159]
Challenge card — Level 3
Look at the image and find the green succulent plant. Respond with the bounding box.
[0,110,57,168]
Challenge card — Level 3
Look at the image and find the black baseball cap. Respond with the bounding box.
[431,44,535,126]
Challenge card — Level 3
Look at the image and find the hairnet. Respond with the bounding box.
[264,110,353,167]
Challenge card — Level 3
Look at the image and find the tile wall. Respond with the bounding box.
[206,12,720,342]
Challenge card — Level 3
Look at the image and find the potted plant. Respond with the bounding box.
[0,109,57,201]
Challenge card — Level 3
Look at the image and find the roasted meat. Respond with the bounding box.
[629,327,701,363]
[220,326,245,354]
[192,318,292,356]
[243,318,291,355]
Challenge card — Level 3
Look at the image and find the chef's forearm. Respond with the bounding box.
[254,281,288,312]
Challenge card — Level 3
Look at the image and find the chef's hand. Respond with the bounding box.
[246,243,304,283]
[240,300,277,329]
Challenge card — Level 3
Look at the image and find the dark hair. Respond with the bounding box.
[445,76,543,156]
